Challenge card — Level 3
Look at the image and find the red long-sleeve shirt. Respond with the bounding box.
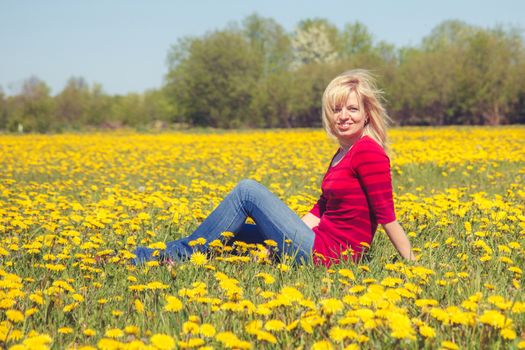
[310,136,396,266]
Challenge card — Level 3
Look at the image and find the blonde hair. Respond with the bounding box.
[321,69,391,148]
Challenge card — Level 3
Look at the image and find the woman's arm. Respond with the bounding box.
[382,220,416,261]
[301,212,320,230]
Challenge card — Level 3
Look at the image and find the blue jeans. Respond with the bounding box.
[133,179,315,264]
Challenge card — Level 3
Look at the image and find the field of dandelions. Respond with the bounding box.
[0,127,524,350]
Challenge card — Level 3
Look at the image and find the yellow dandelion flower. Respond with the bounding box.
[7,329,23,341]
[25,307,38,317]
[97,338,122,350]
[415,299,438,307]
[148,242,167,250]
[216,331,252,349]
[127,275,138,282]
[344,344,360,350]
[286,320,299,331]
[58,327,73,334]
[196,237,207,245]
[104,328,124,339]
[134,299,145,313]
[419,325,435,338]
[254,330,277,344]
[255,272,275,285]
[0,298,16,309]
[178,338,205,348]
[182,321,200,334]
[150,334,176,350]
[190,251,208,266]
[164,295,183,312]
[72,293,84,302]
[338,269,355,280]
[263,239,277,247]
[146,281,169,290]
[23,333,53,348]
[63,302,79,313]
[84,328,96,337]
[312,340,334,350]
[29,293,44,305]
[484,283,495,290]
[264,320,286,331]
[245,320,263,335]
[124,325,140,335]
[199,323,216,337]
[500,328,516,340]
[45,263,66,272]
[208,239,223,248]
[479,310,513,329]
[362,278,376,284]
[277,263,290,272]
[6,309,24,323]
[221,231,235,238]
[440,340,459,350]
[320,298,345,315]
[146,260,160,267]
[112,310,123,317]
[511,302,525,313]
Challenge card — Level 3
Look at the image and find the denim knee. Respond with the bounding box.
[235,179,261,195]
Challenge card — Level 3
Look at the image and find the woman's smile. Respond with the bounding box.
[331,91,366,145]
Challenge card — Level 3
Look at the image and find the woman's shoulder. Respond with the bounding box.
[353,135,386,154]
[349,135,389,169]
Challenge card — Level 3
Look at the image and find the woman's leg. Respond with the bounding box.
[229,223,265,245]
[133,179,315,264]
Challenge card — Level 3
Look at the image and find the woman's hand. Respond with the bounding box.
[382,220,416,261]
[301,213,320,230]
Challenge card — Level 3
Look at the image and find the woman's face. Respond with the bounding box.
[330,91,367,147]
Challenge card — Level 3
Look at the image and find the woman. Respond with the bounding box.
[133,69,414,266]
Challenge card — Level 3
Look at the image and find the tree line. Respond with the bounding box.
[1,15,524,132]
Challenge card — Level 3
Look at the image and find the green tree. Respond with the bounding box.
[85,83,112,127]
[165,29,262,128]
[393,20,524,125]
[291,19,339,67]
[242,14,292,75]
[7,76,55,132]
[458,27,524,124]
[55,76,91,129]
[393,47,460,125]
[143,89,176,124]
[109,93,147,127]
[0,88,7,130]
[422,20,475,51]
[340,21,373,58]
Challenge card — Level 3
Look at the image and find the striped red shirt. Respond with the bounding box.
[310,136,396,266]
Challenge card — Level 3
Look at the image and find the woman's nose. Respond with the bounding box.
[340,107,350,119]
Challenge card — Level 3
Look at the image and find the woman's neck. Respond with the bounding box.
[339,134,364,152]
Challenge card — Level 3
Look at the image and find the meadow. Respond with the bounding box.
[0,127,524,349]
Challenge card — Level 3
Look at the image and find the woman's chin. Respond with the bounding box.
[335,130,362,144]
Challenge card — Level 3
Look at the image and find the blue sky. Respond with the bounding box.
[0,0,523,96]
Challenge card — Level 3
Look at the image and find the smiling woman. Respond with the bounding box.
[321,69,390,151]
[133,69,415,267]
[304,69,414,265]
